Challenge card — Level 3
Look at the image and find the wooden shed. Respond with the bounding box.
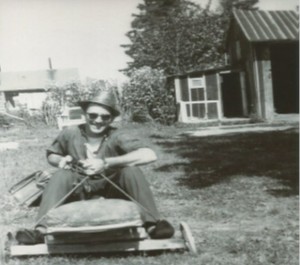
[174,9,299,123]
[174,66,235,123]
[227,9,299,121]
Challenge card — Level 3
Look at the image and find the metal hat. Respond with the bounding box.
[78,90,120,116]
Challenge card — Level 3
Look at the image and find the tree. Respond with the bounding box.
[217,0,259,34]
[218,0,259,15]
[121,0,225,75]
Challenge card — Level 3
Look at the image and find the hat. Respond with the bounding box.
[78,90,120,116]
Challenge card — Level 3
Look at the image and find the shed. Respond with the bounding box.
[174,9,299,123]
[174,66,240,123]
[225,9,298,121]
[0,68,79,112]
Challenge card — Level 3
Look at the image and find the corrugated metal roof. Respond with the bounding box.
[0,68,80,91]
[233,9,299,42]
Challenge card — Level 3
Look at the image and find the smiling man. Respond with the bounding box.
[16,90,174,245]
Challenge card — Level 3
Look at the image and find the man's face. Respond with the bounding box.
[85,103,113,135]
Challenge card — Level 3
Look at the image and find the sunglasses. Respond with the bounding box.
[86,113,112,121]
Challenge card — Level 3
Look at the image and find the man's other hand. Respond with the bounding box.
[58,155,73,169]
[79,159,105,176]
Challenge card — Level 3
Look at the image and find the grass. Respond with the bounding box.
[0,122,299,264]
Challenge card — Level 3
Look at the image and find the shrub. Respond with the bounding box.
[16,107,43,127]
[121,67,176,125]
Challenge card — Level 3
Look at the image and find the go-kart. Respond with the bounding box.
[5,162,197,260]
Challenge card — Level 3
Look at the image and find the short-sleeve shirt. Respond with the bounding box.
[46,124,146,161]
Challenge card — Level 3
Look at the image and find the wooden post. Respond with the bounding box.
[253,48,263,118]
[174,78,183,122]
[216,73,223,121]
[174,78,181,103]
[261,60,274,121]
[239,71,248,116]
[256,46,274,121]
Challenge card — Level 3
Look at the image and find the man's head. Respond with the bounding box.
[78,90,120,136]
[84,103,113,135]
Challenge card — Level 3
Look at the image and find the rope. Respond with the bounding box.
[98,173,158,222]
[34,176,89,227]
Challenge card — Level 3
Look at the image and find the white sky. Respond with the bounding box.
[0,0,298,82]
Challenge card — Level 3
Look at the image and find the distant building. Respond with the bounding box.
[174,9,299,123]
[0,68,80,112]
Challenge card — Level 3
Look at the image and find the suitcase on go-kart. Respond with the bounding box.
[9,170,53,207]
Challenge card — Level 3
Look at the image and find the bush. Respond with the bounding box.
[0,113,11,126]
[121,67,176,125]
[16,107,45,127]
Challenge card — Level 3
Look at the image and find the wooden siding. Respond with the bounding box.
[206,73,219,100]
[207,103,218,119]
[179,78,189,101]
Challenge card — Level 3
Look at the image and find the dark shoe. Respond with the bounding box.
[148,219,175,239]
[16,229,44,245]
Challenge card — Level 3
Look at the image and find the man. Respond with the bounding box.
[16,90,174,244]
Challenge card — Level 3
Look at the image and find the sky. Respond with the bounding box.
[0,0,298,82]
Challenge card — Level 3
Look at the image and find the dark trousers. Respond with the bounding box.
[36,167,160,227]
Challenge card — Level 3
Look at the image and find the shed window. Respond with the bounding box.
[177,75,221,122]
[191,88,205,101]
[189,78,204,88]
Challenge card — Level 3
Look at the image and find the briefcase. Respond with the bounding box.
[9,170,53,207]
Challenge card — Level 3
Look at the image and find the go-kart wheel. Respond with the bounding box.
[180,222,197,255]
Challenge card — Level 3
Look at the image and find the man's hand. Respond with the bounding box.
[79,159,106,176]
[58,155,73,169]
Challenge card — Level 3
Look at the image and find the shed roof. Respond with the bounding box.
[0,68,80,92]
[233,9,299,42]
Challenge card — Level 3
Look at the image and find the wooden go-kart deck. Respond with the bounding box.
[6,222,197,258]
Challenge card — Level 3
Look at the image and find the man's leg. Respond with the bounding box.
[104,167,174,239]
[105,167,160,224]
[36,169,78,227]
[16,169,79,244]
[106,167,175,239]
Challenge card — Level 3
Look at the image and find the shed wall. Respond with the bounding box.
[206,73,219,100]
[229,21,263,118]
[175,71,222,122]
[179,78,189,101]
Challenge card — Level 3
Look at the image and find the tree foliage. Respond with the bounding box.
[121,67,176,125]
[122,0,259,76]
[217,0,259,42]
[218,0,259,15]
[122,0,225,75]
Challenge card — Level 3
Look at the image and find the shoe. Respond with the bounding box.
[147,219,175,239]
[15,229,44,245]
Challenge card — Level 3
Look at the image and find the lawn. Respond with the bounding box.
[0,122,299,265]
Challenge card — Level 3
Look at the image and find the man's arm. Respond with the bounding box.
[105,147,157,168]
[80,148,157,176]
[48,153,73,169]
